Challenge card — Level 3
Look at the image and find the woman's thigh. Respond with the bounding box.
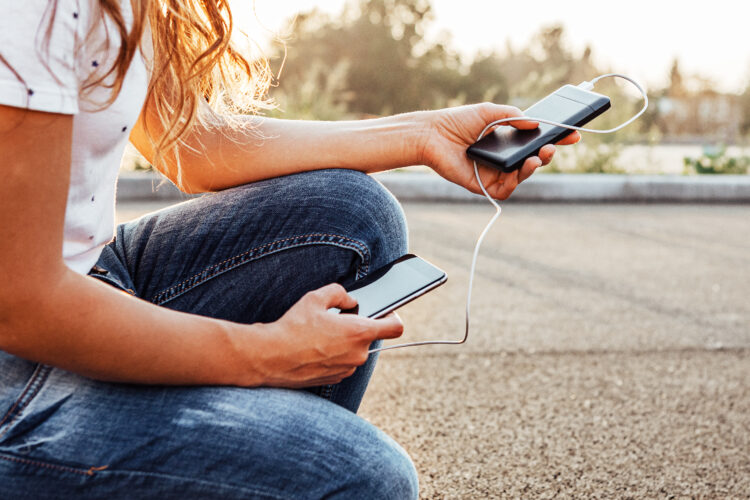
[0,365,418,499]
[103,168,408,324]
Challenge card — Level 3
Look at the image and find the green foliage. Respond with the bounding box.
[739,86,750,137]
[269,61,354,120]
[131,157,152,171]
[683,147,750,175]
[120,144,153,171]
[546,140,624,174]
[273,3,644,136]
[274,1,631,119]
[269,3,652,173]
[276,0,463,115]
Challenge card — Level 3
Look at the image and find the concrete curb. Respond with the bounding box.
[117,173,194,201]
[117,171,750,203]
[376,173,750,202]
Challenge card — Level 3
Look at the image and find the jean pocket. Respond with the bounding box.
[0,361,52,445]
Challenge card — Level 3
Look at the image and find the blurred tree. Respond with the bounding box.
[739,80,750,139]
[270,60,353,120]
[463,52,509,104]
[269,1,740,146]
[667,58,687,98]
[276,0,462,115]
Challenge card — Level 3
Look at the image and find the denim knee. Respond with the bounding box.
[353,439,419,500]
[316,169,409,271]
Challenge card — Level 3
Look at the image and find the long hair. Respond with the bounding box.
[85,0,272,181]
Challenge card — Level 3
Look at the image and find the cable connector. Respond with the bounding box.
[577,80,595,91]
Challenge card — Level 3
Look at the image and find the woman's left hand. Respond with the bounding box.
[418,103,581,200]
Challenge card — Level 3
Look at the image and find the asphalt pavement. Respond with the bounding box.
[117,201,750,499]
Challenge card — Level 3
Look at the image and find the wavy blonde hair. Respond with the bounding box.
[92,0,272,175]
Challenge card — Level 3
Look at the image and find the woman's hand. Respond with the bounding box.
[255,283,404,388]
[418,103,581,200]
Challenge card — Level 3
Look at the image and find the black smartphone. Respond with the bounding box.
[332,254,447,319]
[466,84,611,172]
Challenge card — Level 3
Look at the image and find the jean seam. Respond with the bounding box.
[0,454,108,477]
[0,452,288,499]
[151,232,371,306]
[0,365,52,442]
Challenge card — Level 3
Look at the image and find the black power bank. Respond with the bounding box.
[466,84,611,172]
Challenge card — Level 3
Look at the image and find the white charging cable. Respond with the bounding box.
[369,73,648,354]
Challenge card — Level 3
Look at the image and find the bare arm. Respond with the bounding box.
[130,99,580,197]
[0,105,403,387]
[130,102,427,193]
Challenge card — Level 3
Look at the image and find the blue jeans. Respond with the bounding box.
[0,169,418,499]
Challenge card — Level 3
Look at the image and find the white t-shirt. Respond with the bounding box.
[0,0,150,274]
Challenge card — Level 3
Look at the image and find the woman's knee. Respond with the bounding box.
[344,434,419,500]
[356,171,409,268]
[303,169,409,271]
[372,443,420,500]
[197,168,407,282]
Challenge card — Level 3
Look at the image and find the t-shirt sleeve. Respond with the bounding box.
[0,0,80,114]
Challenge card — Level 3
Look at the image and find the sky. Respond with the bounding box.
[232,1,750,94]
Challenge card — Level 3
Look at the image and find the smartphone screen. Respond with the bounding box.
[338,254,447,318]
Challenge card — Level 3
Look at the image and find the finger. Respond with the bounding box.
[324,365,361,383]
[300,374,352,387]
[517,158,538,184]
[323,367,359,383]
[525,156,543,172]
[508,118,539,130]
[538,144,556,165]
[491,168,521,201]
[478,103,537,131]
[472,164,509,198]
[556,131,581,145]
[312,283,357,310]
[369,312,404,341]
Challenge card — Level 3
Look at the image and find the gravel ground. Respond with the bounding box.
[116,201,750,499]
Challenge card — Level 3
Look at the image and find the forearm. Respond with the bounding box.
[169,112,431,191]
[0,267,264,386]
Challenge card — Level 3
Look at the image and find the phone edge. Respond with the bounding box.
[368,274,448,320]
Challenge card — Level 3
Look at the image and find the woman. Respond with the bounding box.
[0,0,578,498]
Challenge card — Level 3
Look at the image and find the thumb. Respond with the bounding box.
[481,103,538,130]
[371,312,405,340]
[314,283,357,310]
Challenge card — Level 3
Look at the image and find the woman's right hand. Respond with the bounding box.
[254,283,404,388]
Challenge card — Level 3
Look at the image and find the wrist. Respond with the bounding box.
[405,110,436,167]
[217,320,271,387]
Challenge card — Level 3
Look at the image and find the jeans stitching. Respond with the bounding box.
[151,233,371,306]
[0,365,52,442]
[0,454,107,477]
[0,366,40,430]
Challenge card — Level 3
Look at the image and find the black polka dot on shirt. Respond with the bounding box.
[27,88,34,96]
[91,195,95,202]
[89,235,94,240]
[73,12,78,19]
[92,60,99,67]
[122,126,127,132]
